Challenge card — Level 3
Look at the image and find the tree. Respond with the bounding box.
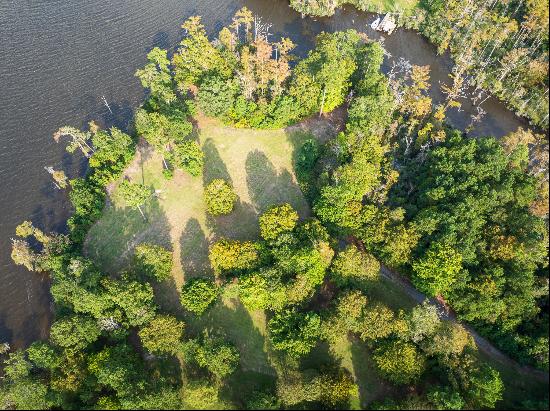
[422,321,470,359]
[373,340,426,385]
[289,31,360,116]
[53,126,94,157]
[412,242,463,297]
[238,269,288,311]
[88,344,145,397]
[359,303,396,342]
[180,278,219,315]
[204,179,237,216]
[268,309,321,357]
[209,239,260,275]
[171,140,204,176]
[259,203,299,241]
[427,387,465,410]
[330,245,380,285]
[182,336,240,379]
[0,352,50,410]
[26,341,61,370]
[134,243,173,281]
[464,365,504,409]
[102,278,156,327]
[89,126,135,185]
[118,180,152,220]
[45,166,68,189]
[173,16,230,90]
[404,301,441,343]
[49,315,101,351]
[135,47,176,104]
[138,315,185,355]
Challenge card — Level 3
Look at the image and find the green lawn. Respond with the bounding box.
[85,114,336,287]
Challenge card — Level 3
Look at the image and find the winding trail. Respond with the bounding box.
[379,264,549,383]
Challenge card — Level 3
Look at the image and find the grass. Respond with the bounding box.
[85,114,336,287]
[345,0,419,13]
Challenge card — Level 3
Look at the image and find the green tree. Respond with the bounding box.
[88,344,145,397]
[204,179,237,216]
[209,239,260,275]
[464,365,504,409]
[135,47,176,104]
[330,245,380,285]
[373,340,426,385]
[138,315,185,355]
[412,242,463,296]
[269,309,321,357]
[171,140,204,176]
[0,352,50,411]
[102,278,156,327]
[118,180,152,221]
[183,336,240,379]
[50,315,101,351]
[26,341,61,370]
[427,387,465,410]
[134,243,173,282]
[180,278,219,315]
[259,203,299,241]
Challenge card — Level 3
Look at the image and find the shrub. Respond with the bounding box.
[204,179,237,216]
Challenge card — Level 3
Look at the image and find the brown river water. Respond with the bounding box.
[0,0,530,348]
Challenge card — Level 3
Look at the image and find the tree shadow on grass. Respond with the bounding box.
[245,150,309,217]
[152,276,186,321]
[180,218,213,280]
[205,199,259,242]
[202,138,232,186]
[186,296,276,378]
[350,335,395,408]
[84,188,172,275]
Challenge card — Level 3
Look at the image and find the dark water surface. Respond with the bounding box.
[0,0,528,347]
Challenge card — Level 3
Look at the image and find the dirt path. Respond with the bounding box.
[379,264,549,383]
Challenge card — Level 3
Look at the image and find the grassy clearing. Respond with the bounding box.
[85,113,337,287]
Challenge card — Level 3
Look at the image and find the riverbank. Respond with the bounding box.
[287,0,549,131]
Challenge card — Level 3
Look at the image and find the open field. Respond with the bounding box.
[85,113,340,287]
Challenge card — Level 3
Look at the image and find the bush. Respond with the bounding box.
[204,179,237,216]
[180,278,219,315]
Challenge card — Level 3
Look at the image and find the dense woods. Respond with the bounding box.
[1,5,548,411]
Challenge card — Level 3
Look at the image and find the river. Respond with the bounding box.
[0,0,530,348]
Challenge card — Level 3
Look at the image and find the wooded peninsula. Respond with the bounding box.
[1,3,548,410]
